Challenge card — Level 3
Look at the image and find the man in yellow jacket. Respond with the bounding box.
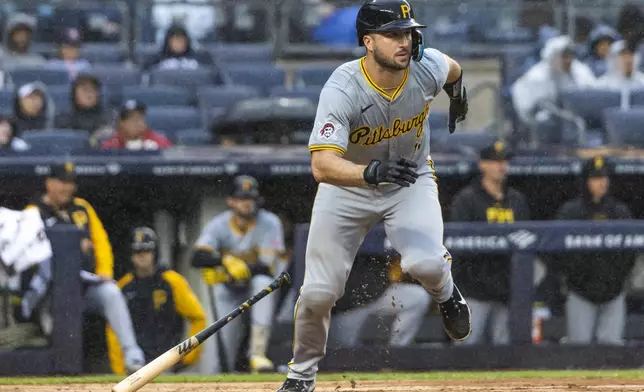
[107,227,206,374]
[27,162,145,373]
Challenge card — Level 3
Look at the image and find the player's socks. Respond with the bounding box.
[277,378,316,392]
[437,283,472,341]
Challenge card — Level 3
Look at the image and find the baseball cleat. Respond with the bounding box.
[438,284,471,341]
[250,355,275,373]
[276,378,316,392]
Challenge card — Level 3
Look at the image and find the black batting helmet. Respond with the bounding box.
[229,175,260,199]
[356,0,426,61]
[131,226,158,253]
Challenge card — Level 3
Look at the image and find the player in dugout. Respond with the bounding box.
[191,174,286,374]
[26,162,146,372]
[107,226,206,374]
[449,142,531,345]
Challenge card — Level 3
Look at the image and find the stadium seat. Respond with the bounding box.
[149,69,224,94]
[429,111,449,130]
[559,88,621,131]
[145,107,202,141]
[89,66,141,87]
[197,85,261,110]
[175,128,212,146]
[122,86,191,107]
[294,66,337,87]
[9,68,70,87]
[432,130,496,155]
[0,90,14,112]
[208,43,274,64]
[21,129,90,153]
[603,107,644,147]
[223,64,286,94]
[47,85,73,114]
[269,86,321,103]
[80,44,127,64]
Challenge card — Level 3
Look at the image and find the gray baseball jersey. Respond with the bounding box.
[288,48,456,380]
[194,209,285,268]
[309,48,449,172]
[195,208,284,372]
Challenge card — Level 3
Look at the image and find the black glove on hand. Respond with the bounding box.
[363,158,419,187]
[448,86,467,134]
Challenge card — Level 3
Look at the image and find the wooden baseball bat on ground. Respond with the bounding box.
[111,272,292,392]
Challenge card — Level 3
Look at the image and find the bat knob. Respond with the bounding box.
[279,272,292,287]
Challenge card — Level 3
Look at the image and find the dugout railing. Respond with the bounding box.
[271,220,644,371]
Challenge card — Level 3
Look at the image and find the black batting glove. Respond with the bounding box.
[448,86,468,133]
[363,158,419,187]
[443,70,468,134]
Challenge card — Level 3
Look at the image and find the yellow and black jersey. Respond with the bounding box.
[106,268,206,375]
[449,180,531,303]
[26,196,113,278]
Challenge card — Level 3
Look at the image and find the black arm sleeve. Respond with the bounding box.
[249,263,272,277]
[191,249,221,268]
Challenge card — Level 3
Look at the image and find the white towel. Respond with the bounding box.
[0,207,52,274]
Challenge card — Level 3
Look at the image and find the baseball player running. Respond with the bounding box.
[278,1,470,390]
[191,175,286,373]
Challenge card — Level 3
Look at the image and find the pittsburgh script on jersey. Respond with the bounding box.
[349,103,430,146]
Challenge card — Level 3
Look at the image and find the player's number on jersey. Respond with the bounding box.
[413,140,421,152]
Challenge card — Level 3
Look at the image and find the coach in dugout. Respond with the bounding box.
[449,142,531,345]
[107,227,206,374]
[26,162,146,372]
[551,156,635,345]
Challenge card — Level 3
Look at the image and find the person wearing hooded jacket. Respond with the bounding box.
[0,13,46,71]
[142,24,214,71]
[596,40,644,90]
[12,82,56,135]
[583,25,620,77]
[449,142,531,345]
[550,157,635,345]
[511,35,596,144]
[55,74,112,140]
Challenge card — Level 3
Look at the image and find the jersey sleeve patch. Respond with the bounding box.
[318,122,337,140]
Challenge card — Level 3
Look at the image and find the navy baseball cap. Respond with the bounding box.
[582,156,612,178]
[48,161,77,181]
[120,99,147,120]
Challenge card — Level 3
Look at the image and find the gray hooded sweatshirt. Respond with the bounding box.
[0,13,47,72]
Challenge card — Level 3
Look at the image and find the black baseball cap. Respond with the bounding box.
[479,141,513,161]
[48,161,77,181]
[119,99,147,120]
[582,156,612,178]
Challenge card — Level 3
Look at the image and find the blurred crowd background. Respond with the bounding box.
[1,0,644,377]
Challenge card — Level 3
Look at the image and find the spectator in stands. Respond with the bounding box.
[102,100,172,150]
[26,162,146,372]
[55,74,111,139]
[142,24,213,71]
[596,40,644,89]
[511,35,595,144]
[107,227,206,375]
[0,116,28,151]
[449,142,531,345]
[584,25,620,77]
[0,13,46,71]
[46,28,91,80]
[152,2,215,44]
[12,82,55,134]
[551,157,635,345]
[616,3,644,48]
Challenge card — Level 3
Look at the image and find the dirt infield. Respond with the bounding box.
[3,379,644,392]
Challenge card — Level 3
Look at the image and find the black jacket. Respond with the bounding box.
[553,193,635,304]
[449,180,531,303]
[55,75,111,135]
[142,25,214,71]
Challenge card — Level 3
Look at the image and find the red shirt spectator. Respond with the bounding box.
[102,100,172,150]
